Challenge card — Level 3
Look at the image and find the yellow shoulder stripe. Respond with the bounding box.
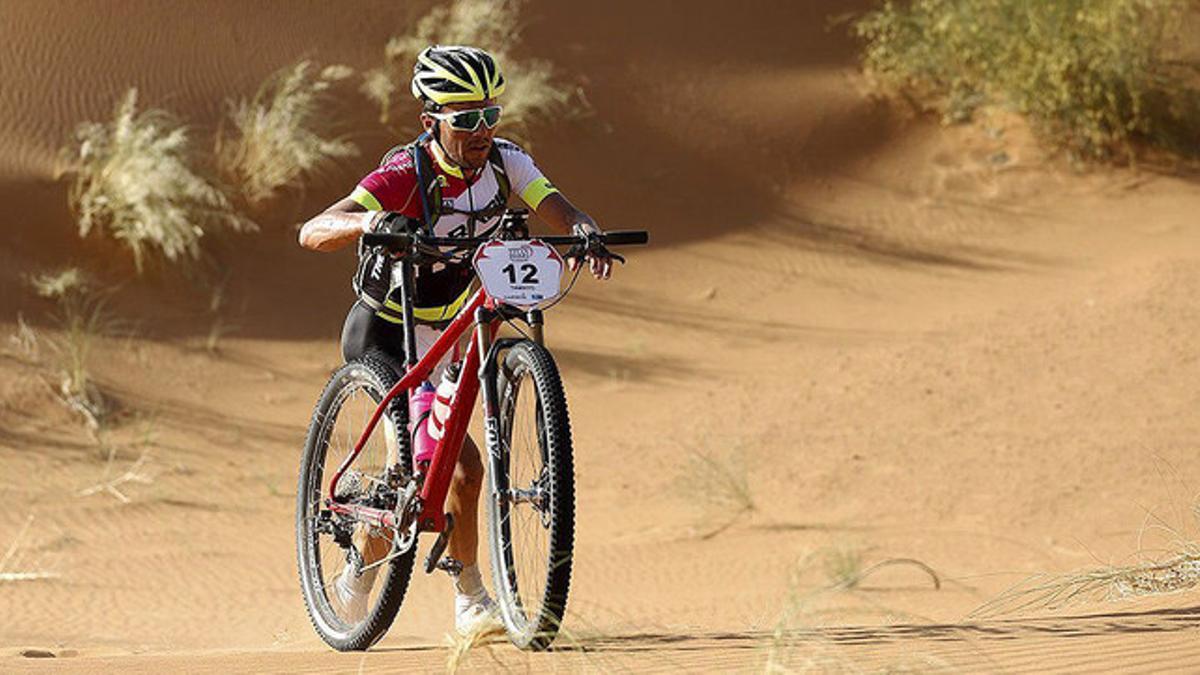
[519,177,559,210]
[350,186,383,211]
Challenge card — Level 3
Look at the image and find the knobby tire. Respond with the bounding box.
[487,340,576,650]
[296,354,415,651]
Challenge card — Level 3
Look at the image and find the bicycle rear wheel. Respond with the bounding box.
[486,340,575,650]
[296,355,415,651]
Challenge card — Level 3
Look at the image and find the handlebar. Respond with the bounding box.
[361,229,649,254]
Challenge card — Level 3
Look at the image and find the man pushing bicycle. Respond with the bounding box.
[298,45,613,636]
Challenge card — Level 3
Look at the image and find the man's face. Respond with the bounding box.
[422,99,498,171]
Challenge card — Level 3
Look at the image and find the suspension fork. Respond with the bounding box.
[478,312,507,485]
[478,328,535,513]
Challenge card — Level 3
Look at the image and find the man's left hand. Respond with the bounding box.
[569,223,614,280]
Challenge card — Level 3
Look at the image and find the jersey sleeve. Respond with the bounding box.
[350,152,423,216]
[497,139,560,210]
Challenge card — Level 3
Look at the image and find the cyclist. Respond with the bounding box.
[298,45,612,635]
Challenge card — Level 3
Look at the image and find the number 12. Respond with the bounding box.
[501,263,538,284]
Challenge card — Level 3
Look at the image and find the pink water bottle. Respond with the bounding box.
[409,381,437,468]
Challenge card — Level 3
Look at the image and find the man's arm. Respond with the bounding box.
[298,197,373,252]
[531,192,597,235]
[533,192,611,279]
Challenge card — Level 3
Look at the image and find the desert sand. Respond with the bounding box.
[2,1,1199,672]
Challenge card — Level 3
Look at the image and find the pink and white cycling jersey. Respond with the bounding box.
[350,137,558,237]
[348,137,559,324]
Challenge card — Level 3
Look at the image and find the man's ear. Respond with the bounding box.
[420,114,435,134]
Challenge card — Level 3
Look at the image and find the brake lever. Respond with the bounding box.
[564,240,626,266]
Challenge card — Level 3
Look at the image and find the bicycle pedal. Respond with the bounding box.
[423,513,455,574]
[435,556,463,576]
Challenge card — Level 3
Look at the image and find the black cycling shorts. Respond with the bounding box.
[340,300,405,375]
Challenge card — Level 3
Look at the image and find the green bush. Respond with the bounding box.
[66,89,254,271]
[855,0,1200,160]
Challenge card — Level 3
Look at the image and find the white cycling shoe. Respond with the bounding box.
[333,561,375,624]
[455,589,505,637]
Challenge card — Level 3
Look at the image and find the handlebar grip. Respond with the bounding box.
[601,230,649,246]
[361,231,413,249]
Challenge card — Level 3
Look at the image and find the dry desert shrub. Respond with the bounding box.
[816,543,942,592]
[443,627,504,674]
[6,314,40,362]
[218,61,359,205]
[764,555,948,674]
[64,88,254,271]
[972,500,1200,618]
[368,0,585,143]
[0,516,60,584]
[78,448,155,504]
[677,445,757,537]
[27,268,114,428]
[855,0,1200,161]
[972,547,1200,618]
[442,613,628,673]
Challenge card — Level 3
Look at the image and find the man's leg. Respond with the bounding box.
[446,434,484,565]
[445,434,502,635]
[334,411,400,620]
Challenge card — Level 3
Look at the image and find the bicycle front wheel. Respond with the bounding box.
[486,340,575,650]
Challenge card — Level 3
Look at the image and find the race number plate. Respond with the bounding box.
[472,239,564,308]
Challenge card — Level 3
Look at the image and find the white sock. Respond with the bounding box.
[454,563,484,597]
[343,561,377,593]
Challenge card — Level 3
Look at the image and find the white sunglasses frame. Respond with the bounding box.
[426,105,503,132]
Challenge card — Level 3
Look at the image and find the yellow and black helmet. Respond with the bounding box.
[411,45,506,107]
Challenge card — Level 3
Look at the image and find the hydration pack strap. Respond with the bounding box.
[409,132,439,232]
[379,133,511,228]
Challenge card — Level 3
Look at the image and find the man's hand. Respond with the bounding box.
[568,222,614,280]
[533,193,613,280]
[368,211,419,235]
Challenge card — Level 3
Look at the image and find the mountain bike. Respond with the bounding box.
[296,210,647,651]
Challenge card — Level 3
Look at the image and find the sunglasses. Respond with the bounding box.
[428,105,503,132]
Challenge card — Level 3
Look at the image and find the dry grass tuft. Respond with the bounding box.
[819,544,942,592]
[6,314,40,362]
[200,278,236,355]
[78,449,155,504]
[972,549,1200,618]
[360,67,398,126]
[218,61,359,205]
[764,555,948,673]
[677,445,756,537]
[27,268,115,428]
[371,0,586,143]
[64,88,254,271]
[29,268,86,299]
[443,627,506,673]
[821,544,865,590]
[973,499,1200,618]
[0,516,60,584]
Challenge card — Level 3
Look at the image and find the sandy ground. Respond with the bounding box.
[2,1,1200,672]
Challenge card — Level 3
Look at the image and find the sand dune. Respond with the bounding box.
[3,1,1200,671]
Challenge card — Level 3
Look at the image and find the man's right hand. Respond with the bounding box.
[368,211,420,235]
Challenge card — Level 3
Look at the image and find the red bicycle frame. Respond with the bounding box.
[326,286,499,535]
